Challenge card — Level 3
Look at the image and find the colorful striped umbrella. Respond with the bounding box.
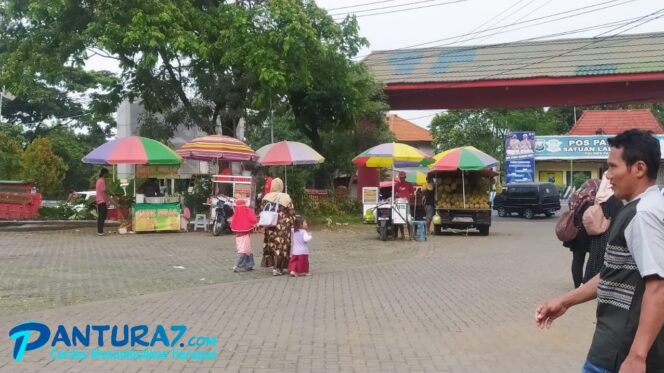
[430,146,498,171]
[176,135,257,162]
[352,142,433,168]
[256,141,325,166]
[395,167,430,186]
[82,136,181,165]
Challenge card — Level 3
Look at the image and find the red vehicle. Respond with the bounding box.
[0,181,41,220]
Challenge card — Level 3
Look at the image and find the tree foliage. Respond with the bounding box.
[430,108,560,162]
[1,0,381,142]
[44,127,97,191]
[20,138,68,197]
[0,130,23,179]
[1,1,385,190]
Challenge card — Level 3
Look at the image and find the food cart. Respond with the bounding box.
[212,174,256,206]
[362,186,379,223]
[352,142,432,240]
[132,201,182,232]
[82,135,184,233]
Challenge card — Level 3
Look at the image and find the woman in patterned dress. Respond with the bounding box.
[260,178,295,276]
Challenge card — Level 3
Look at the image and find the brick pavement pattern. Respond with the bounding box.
[0,218,597,372]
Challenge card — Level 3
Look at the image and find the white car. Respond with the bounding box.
[70,191,97,212]
[75,191,96,202]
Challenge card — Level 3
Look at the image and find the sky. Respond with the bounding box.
[87,0,664,129]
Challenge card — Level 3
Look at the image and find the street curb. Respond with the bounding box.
[0,220,120,231]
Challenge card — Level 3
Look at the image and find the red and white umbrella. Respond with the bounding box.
[256,141,324,166]
[256,141,325,191]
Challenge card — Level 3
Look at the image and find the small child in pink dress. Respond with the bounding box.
[289,216,312,277]
[230,200,257,272]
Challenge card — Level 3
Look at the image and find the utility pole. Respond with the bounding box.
[269,94,274,143]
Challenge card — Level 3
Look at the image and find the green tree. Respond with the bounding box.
[20,138,68,197]
[430,108,560,162]
[45,127,96,191]
[0,132,23,179]
[0,0,382,140]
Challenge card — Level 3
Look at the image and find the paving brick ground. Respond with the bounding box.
[0,217,597,372]
[0,227,416,316]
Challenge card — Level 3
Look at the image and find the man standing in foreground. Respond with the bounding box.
[536,129,664,373]
[394,171,414,240]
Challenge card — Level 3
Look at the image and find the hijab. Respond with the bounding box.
[262,177,293,207]
[230,200,257,232]
[595,171,614,204]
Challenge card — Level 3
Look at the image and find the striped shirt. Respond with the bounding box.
[587,186,664,371]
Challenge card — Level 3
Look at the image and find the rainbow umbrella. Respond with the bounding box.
[397,167,429,186]
[430,146,498,171]
[83,136,181,165]
[352,142,433,168]
[256,141,324,166]
[176,135,257,162]
[353,143,433,202]
[430,146,498,208]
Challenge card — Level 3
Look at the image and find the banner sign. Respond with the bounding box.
[505,131,535,160]
[535,135,664,160]
[133,203,181,232]
[136,165,180,178]
[506,158,535,184]
[505,132,535,183]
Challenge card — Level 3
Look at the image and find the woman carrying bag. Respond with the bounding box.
[260,178,296,276]
[582,172,624,282]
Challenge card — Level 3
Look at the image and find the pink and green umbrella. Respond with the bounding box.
[82,136,181,165]
[430,146,498,171]
[256,141,324,166]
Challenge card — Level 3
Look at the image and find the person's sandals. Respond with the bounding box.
[272,269,282,276]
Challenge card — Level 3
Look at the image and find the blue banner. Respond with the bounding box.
[505,132,535,183]
[506,158,535,184]
[535,135,664,160]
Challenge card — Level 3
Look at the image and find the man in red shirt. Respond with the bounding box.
[394,171,414,200]
[393,171,414,240]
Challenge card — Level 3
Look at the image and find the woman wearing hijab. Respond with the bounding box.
[260,178,296,276]
[582,172,623,282]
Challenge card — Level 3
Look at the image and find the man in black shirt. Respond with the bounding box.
[535,130,664,373]
[423,183,436,235]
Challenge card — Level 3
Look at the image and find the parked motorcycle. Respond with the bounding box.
[211,198,234,236]
[375,203,398,241]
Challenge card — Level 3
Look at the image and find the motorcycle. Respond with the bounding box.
[211,198,234,236]
[375,203,397,241]
[375,200,409,241]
